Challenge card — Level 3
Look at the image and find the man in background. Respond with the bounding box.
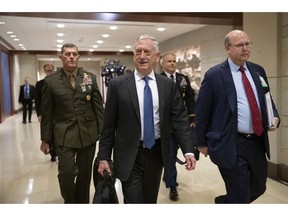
[160,53,197,201]
[35,64,57,162]
[18,77,35,124]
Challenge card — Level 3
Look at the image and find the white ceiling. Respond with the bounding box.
[0,15,206,54]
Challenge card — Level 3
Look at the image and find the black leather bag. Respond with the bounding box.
[92,158,119,204]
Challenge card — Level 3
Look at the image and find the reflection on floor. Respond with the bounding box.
[1,113,288,204]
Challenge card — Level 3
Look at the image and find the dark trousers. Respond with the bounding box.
[22,99,33,122]
[121,140,163,203]
[163,134,178,188]
[217,135,267,203]
[56,144,96,203]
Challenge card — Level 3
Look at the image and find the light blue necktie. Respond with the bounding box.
[143,77,155,149]
[25,85,30,99]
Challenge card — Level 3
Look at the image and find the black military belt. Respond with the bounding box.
[139,138,161,148]
[237,132,259,139]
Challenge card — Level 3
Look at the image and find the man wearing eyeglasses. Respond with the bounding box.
[195,30,280,203]
[40,43,104,203]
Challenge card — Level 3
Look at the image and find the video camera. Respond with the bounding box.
[101,60,126,86]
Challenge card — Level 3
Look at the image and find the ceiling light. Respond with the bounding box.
[157,27,166,32]
[0,21,5,25]
[109,26,118,30]
[57,24,65,28]
[57,48,61,52]
[97,40,103,44]
[89,49,94,52]
[92,45,98,48]
[10,35,16,38]
[119,49,124,52]
[125,45,131,49]
[57,33,64,37]
[102,34,109,38]
[57,44,62,48]
[57,39,64,43]
[14,38,19,41]
[19,44,24,47]
[7,31,13,34]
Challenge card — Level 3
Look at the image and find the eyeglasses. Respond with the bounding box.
[63,52,79,57]
[228,42,253,49]
[134,49,154,56]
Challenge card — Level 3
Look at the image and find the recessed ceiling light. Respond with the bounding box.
[57,24,65,28]
[119,49,124,52]
[57,44,62,48]
[89,49,94,52]
[109,26,118,30]
[102,34,109,38]
[0,21,5,25]
[97,40,103,44]
[7,31,13,34]
[125,45,131,49]
[157,27,166,32]
[57,39,64,43]
[57,33,64,37]
[10,35,16,38]
[14,38,19,41]
[92,45,98,48]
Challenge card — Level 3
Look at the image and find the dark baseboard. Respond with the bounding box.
[268,161,288,185]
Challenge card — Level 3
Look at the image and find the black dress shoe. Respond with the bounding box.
[22,121,27,124]
[50,156,57,162]
[214,195,227,203]
[169,186,179,201]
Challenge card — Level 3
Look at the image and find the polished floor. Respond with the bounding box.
[1,113,288,206]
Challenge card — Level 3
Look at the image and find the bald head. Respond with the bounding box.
[224,30,249,47]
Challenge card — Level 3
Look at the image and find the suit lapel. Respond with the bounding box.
[155,74,165,127]
[59,69,73,90]
[246,63,266,117]
[221,61,237,113]
[75,69,84,88]
[126,73,141,123]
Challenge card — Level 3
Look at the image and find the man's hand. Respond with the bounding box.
[40,141,50,155]
[268,117,280,132]
[184,155,196,171]
[97,160,112,176]
[198,146,209,157]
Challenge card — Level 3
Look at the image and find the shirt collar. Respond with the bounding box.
[228,58,247,72]
[63,69,78,77]
[164,71,175,77]
[134,69,156,82]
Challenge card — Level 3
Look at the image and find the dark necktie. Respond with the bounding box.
[240,66,263,136]
[170,74,174,82]
[69,74,75,88]
[143,76,155,149]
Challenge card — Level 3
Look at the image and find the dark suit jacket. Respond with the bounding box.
[18,84,35,103]
[160,71,195,123]
[35,79,44,117]
[97,71,194,181]
[40,68,104,148]
[195,59,280,169]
